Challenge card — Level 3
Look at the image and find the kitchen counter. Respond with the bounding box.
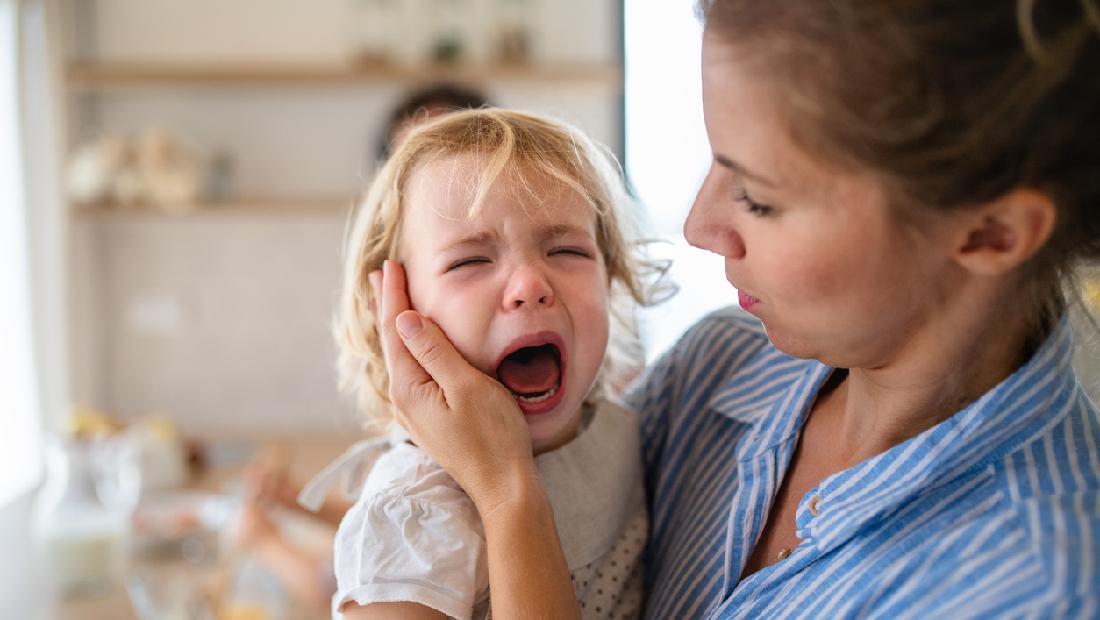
[2,435,357,620]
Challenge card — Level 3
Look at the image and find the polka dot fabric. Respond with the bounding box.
[571,503,646,619]
[486,503,646,620]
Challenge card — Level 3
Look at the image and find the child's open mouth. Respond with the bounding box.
[496,340,566,415]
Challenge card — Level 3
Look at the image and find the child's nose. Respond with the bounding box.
[504,266,555,309]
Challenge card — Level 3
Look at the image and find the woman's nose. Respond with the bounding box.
[504,265,555,309]
[684,173,747,259]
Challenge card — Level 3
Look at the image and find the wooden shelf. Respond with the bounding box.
[66,61,623,90]
[73,197,356,218]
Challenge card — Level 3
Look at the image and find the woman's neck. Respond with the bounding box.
[827,289,1038,465]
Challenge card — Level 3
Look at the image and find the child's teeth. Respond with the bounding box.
[515,385,557,404]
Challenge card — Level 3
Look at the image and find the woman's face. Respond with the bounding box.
[689,31,963,368]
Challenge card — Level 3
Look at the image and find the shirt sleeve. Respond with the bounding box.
[332,449,488,620]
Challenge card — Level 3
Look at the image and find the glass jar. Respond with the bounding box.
[33,435,140,597]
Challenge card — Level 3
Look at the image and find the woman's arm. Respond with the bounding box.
[371,261,579,619]
[474,466,577,619]
[343,602,446,619]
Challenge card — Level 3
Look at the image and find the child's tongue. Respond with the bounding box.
[497,348,560,394]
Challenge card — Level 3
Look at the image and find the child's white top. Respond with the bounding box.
[299,400,646,619]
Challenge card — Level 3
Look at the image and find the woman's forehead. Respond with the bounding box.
[702,37,884,201]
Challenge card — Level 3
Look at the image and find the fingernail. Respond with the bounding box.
[396,312,423,338]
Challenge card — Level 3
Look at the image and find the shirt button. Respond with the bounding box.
[808,494,821,517]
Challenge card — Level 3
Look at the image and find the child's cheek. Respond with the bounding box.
[420,285,491,367]
[408,272,464,314]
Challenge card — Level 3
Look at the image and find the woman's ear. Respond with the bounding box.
[952,189,1056,276]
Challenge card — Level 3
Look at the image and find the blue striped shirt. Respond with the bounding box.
[625,307,1100,618]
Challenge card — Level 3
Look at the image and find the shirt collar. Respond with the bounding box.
[798,316,1081,553]
[705,343,831,460]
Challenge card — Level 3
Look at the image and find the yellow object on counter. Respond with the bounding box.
[135,413,179,442]
[65,405,120,438]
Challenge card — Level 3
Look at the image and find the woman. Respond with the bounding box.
[372,1,1100,617]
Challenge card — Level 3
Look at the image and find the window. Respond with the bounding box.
[0,0,43,504]
[625,1,735,361]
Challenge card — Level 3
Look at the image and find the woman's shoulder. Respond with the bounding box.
[682,305,770,349]
[653,306,771,373]
[633,305,804,403]
[908,487,1100,615]
[978,395,1100,601]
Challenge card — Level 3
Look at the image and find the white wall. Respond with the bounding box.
[77,212,357,435]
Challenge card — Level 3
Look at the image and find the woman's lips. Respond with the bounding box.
[738,290,761,311]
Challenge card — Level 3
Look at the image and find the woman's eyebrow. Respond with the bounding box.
[714,153,778,188]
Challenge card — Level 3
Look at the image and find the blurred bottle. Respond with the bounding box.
[33,435,140,597]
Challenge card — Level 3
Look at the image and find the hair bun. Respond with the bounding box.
[1083,0,1100,33]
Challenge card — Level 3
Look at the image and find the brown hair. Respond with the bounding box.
[336,108,667,430]
[700,0,1100,338]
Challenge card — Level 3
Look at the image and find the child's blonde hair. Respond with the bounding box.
[336,108,665,430]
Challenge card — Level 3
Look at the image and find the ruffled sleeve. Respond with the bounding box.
[331,444,488,619]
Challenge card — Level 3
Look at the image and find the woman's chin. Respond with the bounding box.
[762,325,819,361]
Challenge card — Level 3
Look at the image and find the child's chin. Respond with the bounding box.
[527,408,582,455]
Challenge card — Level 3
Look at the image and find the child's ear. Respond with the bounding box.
[951,188,1056,276]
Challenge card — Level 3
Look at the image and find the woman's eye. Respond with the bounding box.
[549,247,592,258]
[733,186,774,217]
[446,257,490,271]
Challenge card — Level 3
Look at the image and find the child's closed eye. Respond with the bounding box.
[549,247,593,258]
[446,256,491,271]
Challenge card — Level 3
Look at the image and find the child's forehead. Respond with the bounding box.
[409,152,554,194]
[405,153,597,226]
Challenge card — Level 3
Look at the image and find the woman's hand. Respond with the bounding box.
[372,260,538,516]
[372,260,579,618]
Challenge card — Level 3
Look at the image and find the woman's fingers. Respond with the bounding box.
[376,261,432,396]
[370,260,533,507]
[394,310,486,408]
